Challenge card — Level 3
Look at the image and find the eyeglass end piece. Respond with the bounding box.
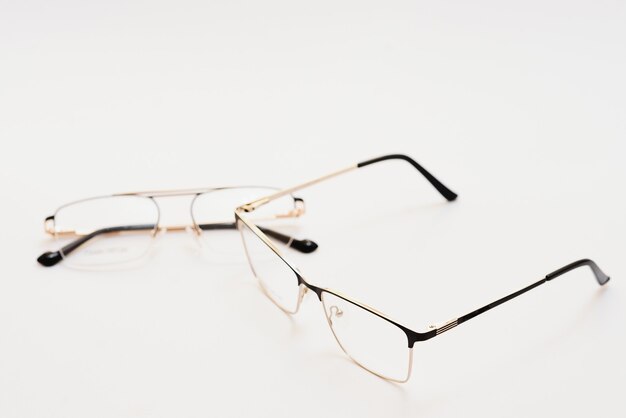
[37,251,63,267]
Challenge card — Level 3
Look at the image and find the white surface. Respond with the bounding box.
[1,1,625,417]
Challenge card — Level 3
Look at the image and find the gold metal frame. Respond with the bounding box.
[236,203,418,383]
[239,165,357,213]
[233,156,609,384]
[40,185,305,268]
[39,154,610,383]
[319,289,414,383]
[238,214,307,315]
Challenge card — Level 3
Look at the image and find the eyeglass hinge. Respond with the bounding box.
[430,318,459,335]
[240,197,270,213]
[275,197,306,218]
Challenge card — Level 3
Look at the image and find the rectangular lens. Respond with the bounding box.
[238,217,302,313]
[321,291,412,382]
[53,195,159,268]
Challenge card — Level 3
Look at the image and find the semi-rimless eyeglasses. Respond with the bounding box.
[38,186,317,269]
[235,154,611,383]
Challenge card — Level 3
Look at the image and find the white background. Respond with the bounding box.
[1,1,625,417]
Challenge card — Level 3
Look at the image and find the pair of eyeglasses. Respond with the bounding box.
[38,186,317,269]
[235,154,611,382]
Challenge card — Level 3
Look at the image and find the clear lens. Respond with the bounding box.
[53,195,159,268]
[192,187,298,262]
[238,218,302,313]
[321,291,411,382]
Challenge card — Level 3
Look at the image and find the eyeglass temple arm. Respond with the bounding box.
[241,153,457,213]
[37,223,318,267]
[357,154,457,201]
[37,224,156,267]
[420,259,610,340]
[198,223,318,253]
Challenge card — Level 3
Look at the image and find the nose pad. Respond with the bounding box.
[328,305,344,326]
[298,285,309,305]
[185,225,203,250]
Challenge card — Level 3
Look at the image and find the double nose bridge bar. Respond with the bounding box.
[139,191,237,237]
[148,191,213,231]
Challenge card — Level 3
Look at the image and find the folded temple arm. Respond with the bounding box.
[37,222,318,267]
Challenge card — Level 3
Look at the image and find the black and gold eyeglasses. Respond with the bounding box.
[235,154,611,382]
[38,186,317,269]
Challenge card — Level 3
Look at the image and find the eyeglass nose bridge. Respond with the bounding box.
[155,224,204,250]
[290,280,327,314]
[156,224,202,235]
[292,273,328,314]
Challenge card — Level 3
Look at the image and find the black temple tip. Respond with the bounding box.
[592,267,611,286]
[290,238,319,254]
[357,154,458,202]
[545,259,611,286]
[580,258,611,286]
[37,251,63,267]
[443,189,458,202]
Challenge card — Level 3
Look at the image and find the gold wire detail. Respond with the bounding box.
[436,319,459,335]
